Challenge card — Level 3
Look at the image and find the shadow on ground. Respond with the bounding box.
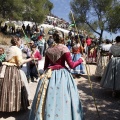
[77,73,120,120]
[0,109,30,120]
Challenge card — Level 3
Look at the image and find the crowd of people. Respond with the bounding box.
[0,14,70,37]
[45,15,69,29]
[0,19,120,119]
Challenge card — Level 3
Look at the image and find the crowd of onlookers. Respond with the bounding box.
[45,15,69,29]
[0,13,106,68]
[0,14,71,37]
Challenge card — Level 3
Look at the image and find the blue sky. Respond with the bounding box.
[50,0,71,22]
[50,0,119,40]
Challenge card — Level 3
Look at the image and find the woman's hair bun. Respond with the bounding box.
[53,30,63,43]
[11,37,17,45]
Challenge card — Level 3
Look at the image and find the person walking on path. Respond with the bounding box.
[29,31,84,120]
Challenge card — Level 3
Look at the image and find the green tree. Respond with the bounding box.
[0,0,24,20]
[70,0,120,43]
[22,0,53,23]
[107,4,120,33]
[0,0,53,23]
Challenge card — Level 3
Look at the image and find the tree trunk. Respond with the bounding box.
[99,29,103,44]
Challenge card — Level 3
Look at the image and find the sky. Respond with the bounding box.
[50,0,71,22]
[50,0,119,40]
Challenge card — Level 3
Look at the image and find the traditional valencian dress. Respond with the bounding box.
[86,43,97,63]
[71,43,85,74]
[0,46,30,112]
[29,44,84,120]
[100,43,120,91]
[95,43,112,77]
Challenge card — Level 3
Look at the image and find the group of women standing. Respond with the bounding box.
[98,36,120,96]
[95,36,120,96]
[0,29,120,120]
[0,32,84,119]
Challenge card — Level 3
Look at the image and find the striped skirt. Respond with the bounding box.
[0,65,29,112]
[95,53,109,77]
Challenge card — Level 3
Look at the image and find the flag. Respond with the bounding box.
[24,35,31,42]
[69,23,75,27]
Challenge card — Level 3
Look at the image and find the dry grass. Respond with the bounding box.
[0,27,53,45]
[0,33,11,45]
[0,26,68,45]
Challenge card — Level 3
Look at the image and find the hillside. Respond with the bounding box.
[0,23,71,46]
[0,32,11,45]
[0,15,72,41]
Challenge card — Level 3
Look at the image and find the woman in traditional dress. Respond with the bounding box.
[30,44,42,82]
[29,31,84,120]
[71,38,85,76]
[95,39,112,77]
[0,37,33,112]
[86,40,97,63]
[100,36,120,96]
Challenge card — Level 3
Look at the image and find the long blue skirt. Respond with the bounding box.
[71,53,85,74]
[29,69,84,120]
[100,57,120,90]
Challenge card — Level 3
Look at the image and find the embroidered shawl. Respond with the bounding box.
[46,44,69,63]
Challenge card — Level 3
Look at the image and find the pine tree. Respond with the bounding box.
[70,0,120,42]
[0,0,53,23]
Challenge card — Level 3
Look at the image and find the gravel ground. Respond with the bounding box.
[0,64,120,120]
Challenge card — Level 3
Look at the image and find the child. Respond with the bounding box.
[30,45,42,82]
[0,47,6,65]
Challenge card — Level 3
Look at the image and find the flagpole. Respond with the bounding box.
[70,10,101,119]
[111,29,113,44]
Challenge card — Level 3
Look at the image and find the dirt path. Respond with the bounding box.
[0,64,120,120]
[77,64,120,120]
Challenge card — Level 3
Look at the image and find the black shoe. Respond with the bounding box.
[30,77,34,82]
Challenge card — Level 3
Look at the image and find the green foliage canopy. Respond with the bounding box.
[70,0,120,41]
[107,4,120,32]
[0,0,53,23]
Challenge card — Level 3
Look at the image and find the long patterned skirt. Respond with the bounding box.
[100,57,120,90]
[95,52,109,77]
[29,69,84,120]
[71,53,85,74]
[0,65,29,112]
